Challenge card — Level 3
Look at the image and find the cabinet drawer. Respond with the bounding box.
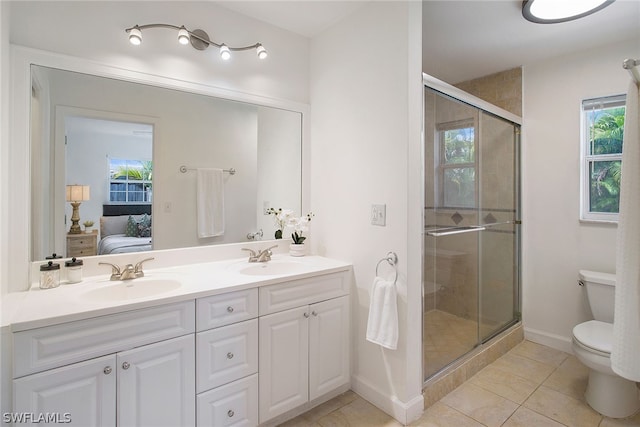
[197,374,258,427]
[259,272,349,315]
[67,239,94,250]
[196,319,258,393]
[197,288,258,331]
[13,301,195,378]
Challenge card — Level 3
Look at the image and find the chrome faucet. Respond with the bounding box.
[241,245,277,263]
[99,257,155,281]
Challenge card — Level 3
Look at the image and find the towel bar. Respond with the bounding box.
[179,165,236,175]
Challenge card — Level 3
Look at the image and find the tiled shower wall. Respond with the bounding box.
[454,67,523,117]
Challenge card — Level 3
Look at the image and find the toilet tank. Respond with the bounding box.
[579,270,616,323]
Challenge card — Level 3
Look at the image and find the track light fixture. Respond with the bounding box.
[125,24,267,60]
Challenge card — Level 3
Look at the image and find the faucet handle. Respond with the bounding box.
[134,257,155,276]
[99,262,122,280]
[241,248,257,257]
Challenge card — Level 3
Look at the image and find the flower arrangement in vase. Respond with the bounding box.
[288,212,314,256]
[266,208,294,239]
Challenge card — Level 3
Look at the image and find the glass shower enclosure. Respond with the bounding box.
[423,77,521,381]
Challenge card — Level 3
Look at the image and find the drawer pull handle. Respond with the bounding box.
[103,366,112,375]
[227,410,234,418]
[312,311,318,316]
[122,362,130,370]
[227,306,234,313]
[227,352,234,359]
[303,312,309,318]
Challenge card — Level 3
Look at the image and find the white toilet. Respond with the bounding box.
[572,270,640,418]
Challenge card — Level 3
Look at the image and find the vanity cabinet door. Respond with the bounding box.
[309,296,350,400]
[13,354,116,427]
[118,334,195,427]
[259,305,309,423]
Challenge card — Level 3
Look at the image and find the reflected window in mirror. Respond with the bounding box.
[109,159,153,203]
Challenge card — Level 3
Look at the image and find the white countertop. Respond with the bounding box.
[2,254,351,331]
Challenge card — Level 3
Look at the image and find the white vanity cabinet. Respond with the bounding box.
[13,355,117,426]
[12,301,196,427]
[258,273,350,423]
[8,264,352,427]
[196,288,260,426]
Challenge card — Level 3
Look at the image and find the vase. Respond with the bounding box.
[289,243,306,257]
[85,227,93,233]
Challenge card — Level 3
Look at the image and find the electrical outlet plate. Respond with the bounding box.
[371,204,386,226]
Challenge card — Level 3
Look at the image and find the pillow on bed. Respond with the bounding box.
[125,215,138,237]
[125,214,152,238]
[137,216,151,237]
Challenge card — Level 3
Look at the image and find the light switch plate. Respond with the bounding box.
[371,204,386,226]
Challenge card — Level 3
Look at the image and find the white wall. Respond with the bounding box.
[0,1,9,296]
[256,107,303,239]
[522,38,639,351]
[310,1,423,423]
[8,1,309,104]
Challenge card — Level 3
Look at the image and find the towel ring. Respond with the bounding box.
[375,252,398,285]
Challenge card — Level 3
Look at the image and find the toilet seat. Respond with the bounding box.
[572,320,612,356]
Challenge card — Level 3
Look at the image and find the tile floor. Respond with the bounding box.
[280,340,640,427]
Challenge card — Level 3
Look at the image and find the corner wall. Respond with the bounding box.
[310,1,423,423]
[522,38,638,351]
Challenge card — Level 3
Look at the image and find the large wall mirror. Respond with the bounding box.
[30,65,303,261]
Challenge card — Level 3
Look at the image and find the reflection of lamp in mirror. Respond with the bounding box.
[66,185,90,234]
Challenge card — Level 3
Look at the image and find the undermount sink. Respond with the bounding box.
[235,261,309,276]
[80,278,182,302]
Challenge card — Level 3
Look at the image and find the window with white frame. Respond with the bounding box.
[109,158,153,203]
[581,95,626,222]
[437,119,477,208]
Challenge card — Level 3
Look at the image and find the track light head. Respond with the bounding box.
[256,44,268,60]
[177,27,190,45]
[220,44,231,61]
[128,26,142,45]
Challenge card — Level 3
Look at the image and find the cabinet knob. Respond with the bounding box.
[227,352,234,359]
[312,311,318,316]
[303,312,309,318]
[103,366,112,375]
[227,306,234,313]
[122,362,130,370]
[227,410,234,418]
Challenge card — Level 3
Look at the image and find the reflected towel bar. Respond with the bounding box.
[425,220,521,237]
[179,165,236,175]
[426,225,486,237]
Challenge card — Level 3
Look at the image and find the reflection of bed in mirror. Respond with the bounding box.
[98,205,152,255]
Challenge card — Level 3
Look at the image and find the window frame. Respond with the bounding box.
[108,158,153,204]
[436,118,478,209]
[580,94,625,223]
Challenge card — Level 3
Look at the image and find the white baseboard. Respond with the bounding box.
[524,326,574,354]
[351,375,424,425]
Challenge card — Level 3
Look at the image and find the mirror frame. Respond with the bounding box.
[9,45,310,293]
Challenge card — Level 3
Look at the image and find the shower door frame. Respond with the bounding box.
[422,73,522,382]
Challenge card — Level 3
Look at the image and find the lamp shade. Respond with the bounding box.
[66,185,90,202]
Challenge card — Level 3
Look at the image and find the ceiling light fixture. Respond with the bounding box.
[125,24,267,60]
[522,0,615,24]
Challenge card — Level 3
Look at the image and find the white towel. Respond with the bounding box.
[196,168,225,238]
[611,81,640,382]
[366,276,398,350]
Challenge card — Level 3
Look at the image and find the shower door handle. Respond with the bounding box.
[425,225,486,237]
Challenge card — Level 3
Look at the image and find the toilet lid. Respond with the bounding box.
[573,320,612,354]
